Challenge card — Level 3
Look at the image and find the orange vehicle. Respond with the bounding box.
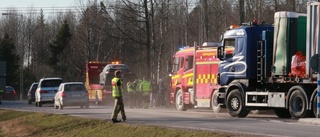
[168,42,233,112]
[85,61,108,105]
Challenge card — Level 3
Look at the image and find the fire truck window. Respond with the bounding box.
[172,57,180,73]
[180,57,184,69]
[186,56,193,71]
[224,39,235,58]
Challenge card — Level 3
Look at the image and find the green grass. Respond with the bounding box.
[0,109,233,137]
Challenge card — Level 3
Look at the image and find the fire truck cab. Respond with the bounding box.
[169,42,233,111]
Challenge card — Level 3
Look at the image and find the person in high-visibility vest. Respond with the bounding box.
[139,78,151,108]
[111,70,126,123]
[134,78,143,108]
[126,81,135,108]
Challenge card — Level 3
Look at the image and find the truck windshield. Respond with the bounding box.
[223,39,235,58]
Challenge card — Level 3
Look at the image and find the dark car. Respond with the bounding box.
[27,82,38,104]
[2,86,16,101]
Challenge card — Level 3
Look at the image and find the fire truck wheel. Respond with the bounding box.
[175,89,187,111]
[226,89,249,117]
[289,89,307,118]
[211,91,220,113]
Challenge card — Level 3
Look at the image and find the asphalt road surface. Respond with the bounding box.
[0,100,320,137]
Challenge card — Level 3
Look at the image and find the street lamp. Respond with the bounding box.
[2,13,24,101]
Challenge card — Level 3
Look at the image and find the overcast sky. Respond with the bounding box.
[0,0,75,8]
[0,0,78,15]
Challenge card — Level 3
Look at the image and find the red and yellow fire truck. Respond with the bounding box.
[85,61,108,105]
[169,42,233,112]
[85,61,136,105]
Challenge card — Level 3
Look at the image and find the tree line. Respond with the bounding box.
[0,0,314,93]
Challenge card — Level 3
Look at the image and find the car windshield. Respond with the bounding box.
[64,84,86,91]
[111,65,128,69]
[41,80,63,87]
[107,65,130,74]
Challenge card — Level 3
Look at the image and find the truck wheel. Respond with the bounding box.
[313,95,317,117]
[175,89,187,111]
[211,90,221,113]
[226,89,249,117]
[289,90,307,118]
[274,108,291,118]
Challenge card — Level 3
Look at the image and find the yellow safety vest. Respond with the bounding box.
[135,80,142,92]
[127,82,134,92]
[140,81,151,96]
[111,77,123,97]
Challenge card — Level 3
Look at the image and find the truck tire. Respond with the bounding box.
[211,90,221,113]
[175,89,187,111]
[313,95,317,117]
[289,89,307,118]
[226,89,249,117]
[274,108,291,118]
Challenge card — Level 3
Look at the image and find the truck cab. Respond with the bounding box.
[218,23,273,86]
[217,10,317,118]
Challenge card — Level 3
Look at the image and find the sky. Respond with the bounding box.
[0,0,75,8]
[0,0,79,15]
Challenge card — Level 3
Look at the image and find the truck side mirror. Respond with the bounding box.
[217,47,223,60]
[167,61,172,72]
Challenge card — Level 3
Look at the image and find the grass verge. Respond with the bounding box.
[0,109,234,137]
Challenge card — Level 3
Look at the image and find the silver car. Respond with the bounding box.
[35,77,63,107]
[54,82,89,109]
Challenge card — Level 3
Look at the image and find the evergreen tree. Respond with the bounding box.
[0,33,20,87]
[48,20,72,76]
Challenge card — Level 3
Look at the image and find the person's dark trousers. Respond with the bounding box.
[111,97,126,122]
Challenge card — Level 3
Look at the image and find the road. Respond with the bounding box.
[0,101,319,137]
